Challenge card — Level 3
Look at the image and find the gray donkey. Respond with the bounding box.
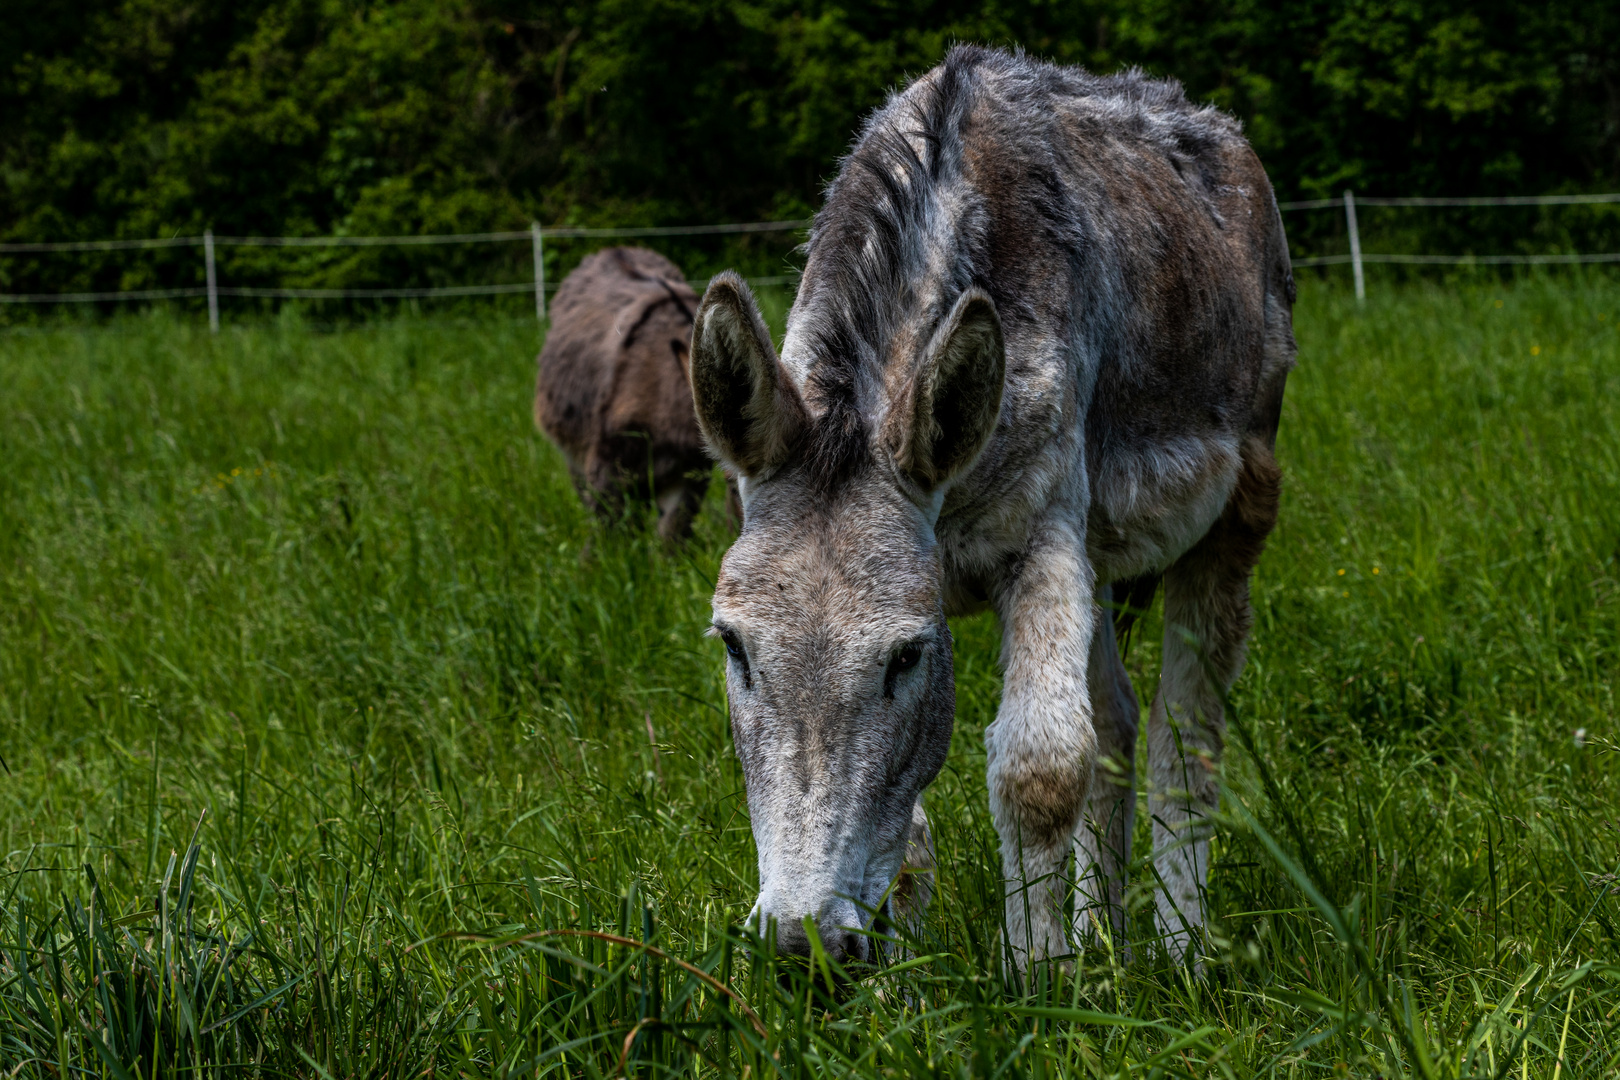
[689,46,1295,971]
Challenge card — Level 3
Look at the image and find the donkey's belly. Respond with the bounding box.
[1085,432,1241,584]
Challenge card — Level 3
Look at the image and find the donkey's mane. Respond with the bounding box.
[789,50,979,491]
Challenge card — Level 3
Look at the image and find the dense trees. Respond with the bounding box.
[3,0,1617,294]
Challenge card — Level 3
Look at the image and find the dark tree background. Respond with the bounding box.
[3,0,1618,296]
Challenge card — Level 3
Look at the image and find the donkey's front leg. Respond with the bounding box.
[986,515,1097,971]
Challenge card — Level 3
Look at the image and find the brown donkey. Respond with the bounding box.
[535,247,718,540]
[689,46,1295,971]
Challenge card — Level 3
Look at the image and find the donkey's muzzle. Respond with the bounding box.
[774,917,867,965]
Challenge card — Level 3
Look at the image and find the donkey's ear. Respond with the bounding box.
[690,272,806,478]
[886,288,1004,490]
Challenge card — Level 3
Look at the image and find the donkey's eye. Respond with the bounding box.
[720,630,752,688]
[884,643,924,698]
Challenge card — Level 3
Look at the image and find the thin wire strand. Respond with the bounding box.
[1364,251,1620,265]
[1292,252,1620,267]
[215,232,528,248]
[218,283,537,299]
[214,220,811,246]
[537,220,810,238]
[0,237,205,252]
[0,287,211,303]
[1279,192,1620,211]
[0,219,812,253]
[0,275,803,304]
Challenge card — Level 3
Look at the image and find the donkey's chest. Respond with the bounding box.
[937,426,1240,609]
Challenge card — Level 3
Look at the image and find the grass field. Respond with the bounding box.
[2,277,1619,1078]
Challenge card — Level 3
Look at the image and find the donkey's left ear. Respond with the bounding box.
[885,288,1005,491]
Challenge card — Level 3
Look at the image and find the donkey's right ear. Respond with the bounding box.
[690,272,806,478]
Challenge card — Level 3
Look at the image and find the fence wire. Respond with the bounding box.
[1278,192,1620,211]
[0,219,813,253]
[0,286,211,304]
[1295,252,1620,268]
[0,237,205,253]
[0,218,810,314]
[3,194,1618,310]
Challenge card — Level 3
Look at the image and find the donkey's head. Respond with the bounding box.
[690,272,1004,964]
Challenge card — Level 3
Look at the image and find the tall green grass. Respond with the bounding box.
[1,278,1617,1077]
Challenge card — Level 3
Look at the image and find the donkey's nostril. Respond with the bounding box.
[772,918,813,958]
[832,930,866,964]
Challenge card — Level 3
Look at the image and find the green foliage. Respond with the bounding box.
[3,1,1619,301]
[1,275,1618,1075]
